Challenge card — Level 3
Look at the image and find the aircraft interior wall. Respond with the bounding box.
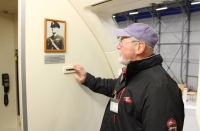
[16,0,200,130]
[0,13,19,131]
[19,0,116,130]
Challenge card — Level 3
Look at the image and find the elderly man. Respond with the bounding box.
[74,23,184,131]
[46,21,64,50]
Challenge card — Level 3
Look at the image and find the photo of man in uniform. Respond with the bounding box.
[46,21,64,50]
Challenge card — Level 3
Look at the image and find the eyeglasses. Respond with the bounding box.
[118,40,139,46]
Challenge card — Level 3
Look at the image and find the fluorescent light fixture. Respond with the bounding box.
[129,12,139,15]
[156,7,168,11]
[113,15,116,18]
[191,1,200,5]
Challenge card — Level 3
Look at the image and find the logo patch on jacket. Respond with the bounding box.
[167,118,177,131]
[124,97,132,104]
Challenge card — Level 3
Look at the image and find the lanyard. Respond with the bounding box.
[118,87,126,102]
[112,83,126,99]
[112,87,126,124]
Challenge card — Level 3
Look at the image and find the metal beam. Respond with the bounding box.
[20,0,28,130]
[180,2,185,84]
[185,0,191,85]
[146,7,182,42]
[158,4,161,54]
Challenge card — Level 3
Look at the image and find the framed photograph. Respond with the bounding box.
[44,18,66,52]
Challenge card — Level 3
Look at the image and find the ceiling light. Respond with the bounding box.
[191,2,200,5]
[156,7,168,11]
[129,12,139,15]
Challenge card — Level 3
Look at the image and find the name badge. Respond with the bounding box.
[110,98,118,113]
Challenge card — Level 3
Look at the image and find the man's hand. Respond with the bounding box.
[73,64,87,83]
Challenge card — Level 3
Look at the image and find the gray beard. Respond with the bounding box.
[118,56,130,66]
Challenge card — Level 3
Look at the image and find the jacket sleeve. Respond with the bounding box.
[142,86,184,131]
[82,73,118,97]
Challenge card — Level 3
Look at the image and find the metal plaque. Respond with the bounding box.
[45,55,65,64]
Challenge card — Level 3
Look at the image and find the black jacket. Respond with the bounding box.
[83,54,184,131]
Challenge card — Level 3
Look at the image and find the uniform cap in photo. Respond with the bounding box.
[112,23,158,47]
[50,21,60,28]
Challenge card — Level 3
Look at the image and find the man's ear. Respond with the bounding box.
[136,42,146,55]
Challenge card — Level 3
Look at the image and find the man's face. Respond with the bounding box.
[117,37,138,65]
[52,27,59,34]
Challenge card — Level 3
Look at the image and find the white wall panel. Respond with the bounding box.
[160,14,185,32]
[189,45,200,60]
[190,12,200,31]
[24,0,113,131]
[160,32,188,43]
[190,32,200,43]
[160,45,188,59]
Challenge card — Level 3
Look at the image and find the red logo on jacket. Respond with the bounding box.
[124,97,132,104]
[167,118,177,131]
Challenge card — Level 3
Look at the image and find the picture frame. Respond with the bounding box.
[44,18,66,52]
